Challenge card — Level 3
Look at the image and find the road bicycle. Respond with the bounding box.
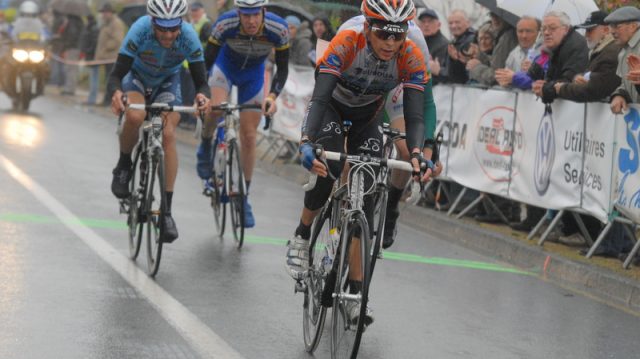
[201,102,270,248]
[300,146,420,359]
[118,99,196,277]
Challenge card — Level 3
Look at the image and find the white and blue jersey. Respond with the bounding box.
[209,10,290,70]
[120,16,204,89]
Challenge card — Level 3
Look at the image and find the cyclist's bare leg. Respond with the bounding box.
[300,207,321,227]
[239,110,261,183]
[162,112,181,192]
[202,86,228,138]
[119,91,146,154]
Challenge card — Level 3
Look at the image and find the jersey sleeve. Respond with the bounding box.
[400,41,429,92]
[182,24,205,63]
[265,13,290,51]
[119,17,146,57]
[208,10,235,46]
[318,29,360,77]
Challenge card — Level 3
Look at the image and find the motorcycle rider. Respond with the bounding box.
[2,1,49,101]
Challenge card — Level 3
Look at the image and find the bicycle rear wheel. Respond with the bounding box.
[331,212,370,359]
[127,147,144,260]
[145,150,165,277]
[303,202,333,352]
[227,139,245,248]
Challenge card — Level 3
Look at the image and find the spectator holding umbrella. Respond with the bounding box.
[531,11,589,103]
[308,14,334,66]
[285,15,312,67]
[466,12,518,86]
[95,3,126,106]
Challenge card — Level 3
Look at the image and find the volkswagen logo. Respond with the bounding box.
[534,112,556,195]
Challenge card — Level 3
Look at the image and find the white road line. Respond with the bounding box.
[0,155,245,359]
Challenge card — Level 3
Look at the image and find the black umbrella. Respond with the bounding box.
[119,4,147,28]
[474,0,520,28]
[266,2,315,24]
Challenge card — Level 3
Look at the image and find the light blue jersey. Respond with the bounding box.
[120,16,204,88]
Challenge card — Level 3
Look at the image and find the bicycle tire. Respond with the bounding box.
[303,202,333,352]
[127,146,144,260]
[210,147,226,237]
[145,149,165,277]
[370,189,387,276]
[331,212,370,359]
[227,139,245,248]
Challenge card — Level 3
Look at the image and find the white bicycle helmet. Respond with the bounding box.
[361,0,415,23]
[234,0,269,8]
[19,0,40,17]
[147,0,188,26]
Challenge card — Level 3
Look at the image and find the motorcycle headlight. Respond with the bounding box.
[29,50,45,63]
[12,49,29,63]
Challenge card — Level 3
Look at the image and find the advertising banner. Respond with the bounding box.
[509,93,583,210]
[582,103,616,222]
[447,87,518,197]
[612,105,640,224]
[273,65,314,142]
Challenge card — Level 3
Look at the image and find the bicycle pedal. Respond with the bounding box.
[294,280,307,294]
[118,200,129,214]
[377,251,384,259]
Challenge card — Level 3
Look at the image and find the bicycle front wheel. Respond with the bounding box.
[226,139,245,248]
[145,150,165,277]
[331,212,370,359]
[210,151,226,238]
[303,202,333,353]
[370,188,387,275]
[127,147,144,260]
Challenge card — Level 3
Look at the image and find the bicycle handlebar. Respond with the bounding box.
[210,103,273,130]
[127,103,197,113]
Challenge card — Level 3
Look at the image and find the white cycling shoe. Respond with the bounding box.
[286,235,309,280]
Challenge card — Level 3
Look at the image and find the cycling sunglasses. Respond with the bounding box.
[369,23,408,42]
[153,24,181,33]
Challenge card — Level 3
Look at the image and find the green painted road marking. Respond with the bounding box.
[0,213,127,229]
[243,235,535,276]
[0,214,534,276]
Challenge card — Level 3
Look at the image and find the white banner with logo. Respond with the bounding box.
[612,105,640,224]
[433,85,453,177]
[447,87,517,197]
[507,92,584,209]
[582,103,617,222]
[272,65,314,142]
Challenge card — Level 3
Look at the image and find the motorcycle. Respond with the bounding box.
[1,32,49,112]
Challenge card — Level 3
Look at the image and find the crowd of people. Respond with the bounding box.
[415,5,640,261]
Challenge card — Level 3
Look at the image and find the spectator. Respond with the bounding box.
[48,10,67,88]
[79,14,99,105]
[95,3,126,106]
[190,1,213,46]
[285,15,312,67]
[467,13,518,86]
[446,9,476,84]
[60,13,84,96]
[475,22,495,59]
[308,15,334,66]
[531,11,589,103]
[494,17,542,88]
[417,8,448,84]
[608,6,640,114]
[552,10,621,102]
[504,16,541,73]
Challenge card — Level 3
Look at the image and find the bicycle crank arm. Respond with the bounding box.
[333,292,362,302]
[294,280,307,294]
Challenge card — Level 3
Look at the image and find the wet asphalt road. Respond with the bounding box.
[1,94,639,359]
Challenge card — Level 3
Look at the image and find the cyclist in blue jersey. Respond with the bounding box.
[109,0,211,243]
[197,0,290,228]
